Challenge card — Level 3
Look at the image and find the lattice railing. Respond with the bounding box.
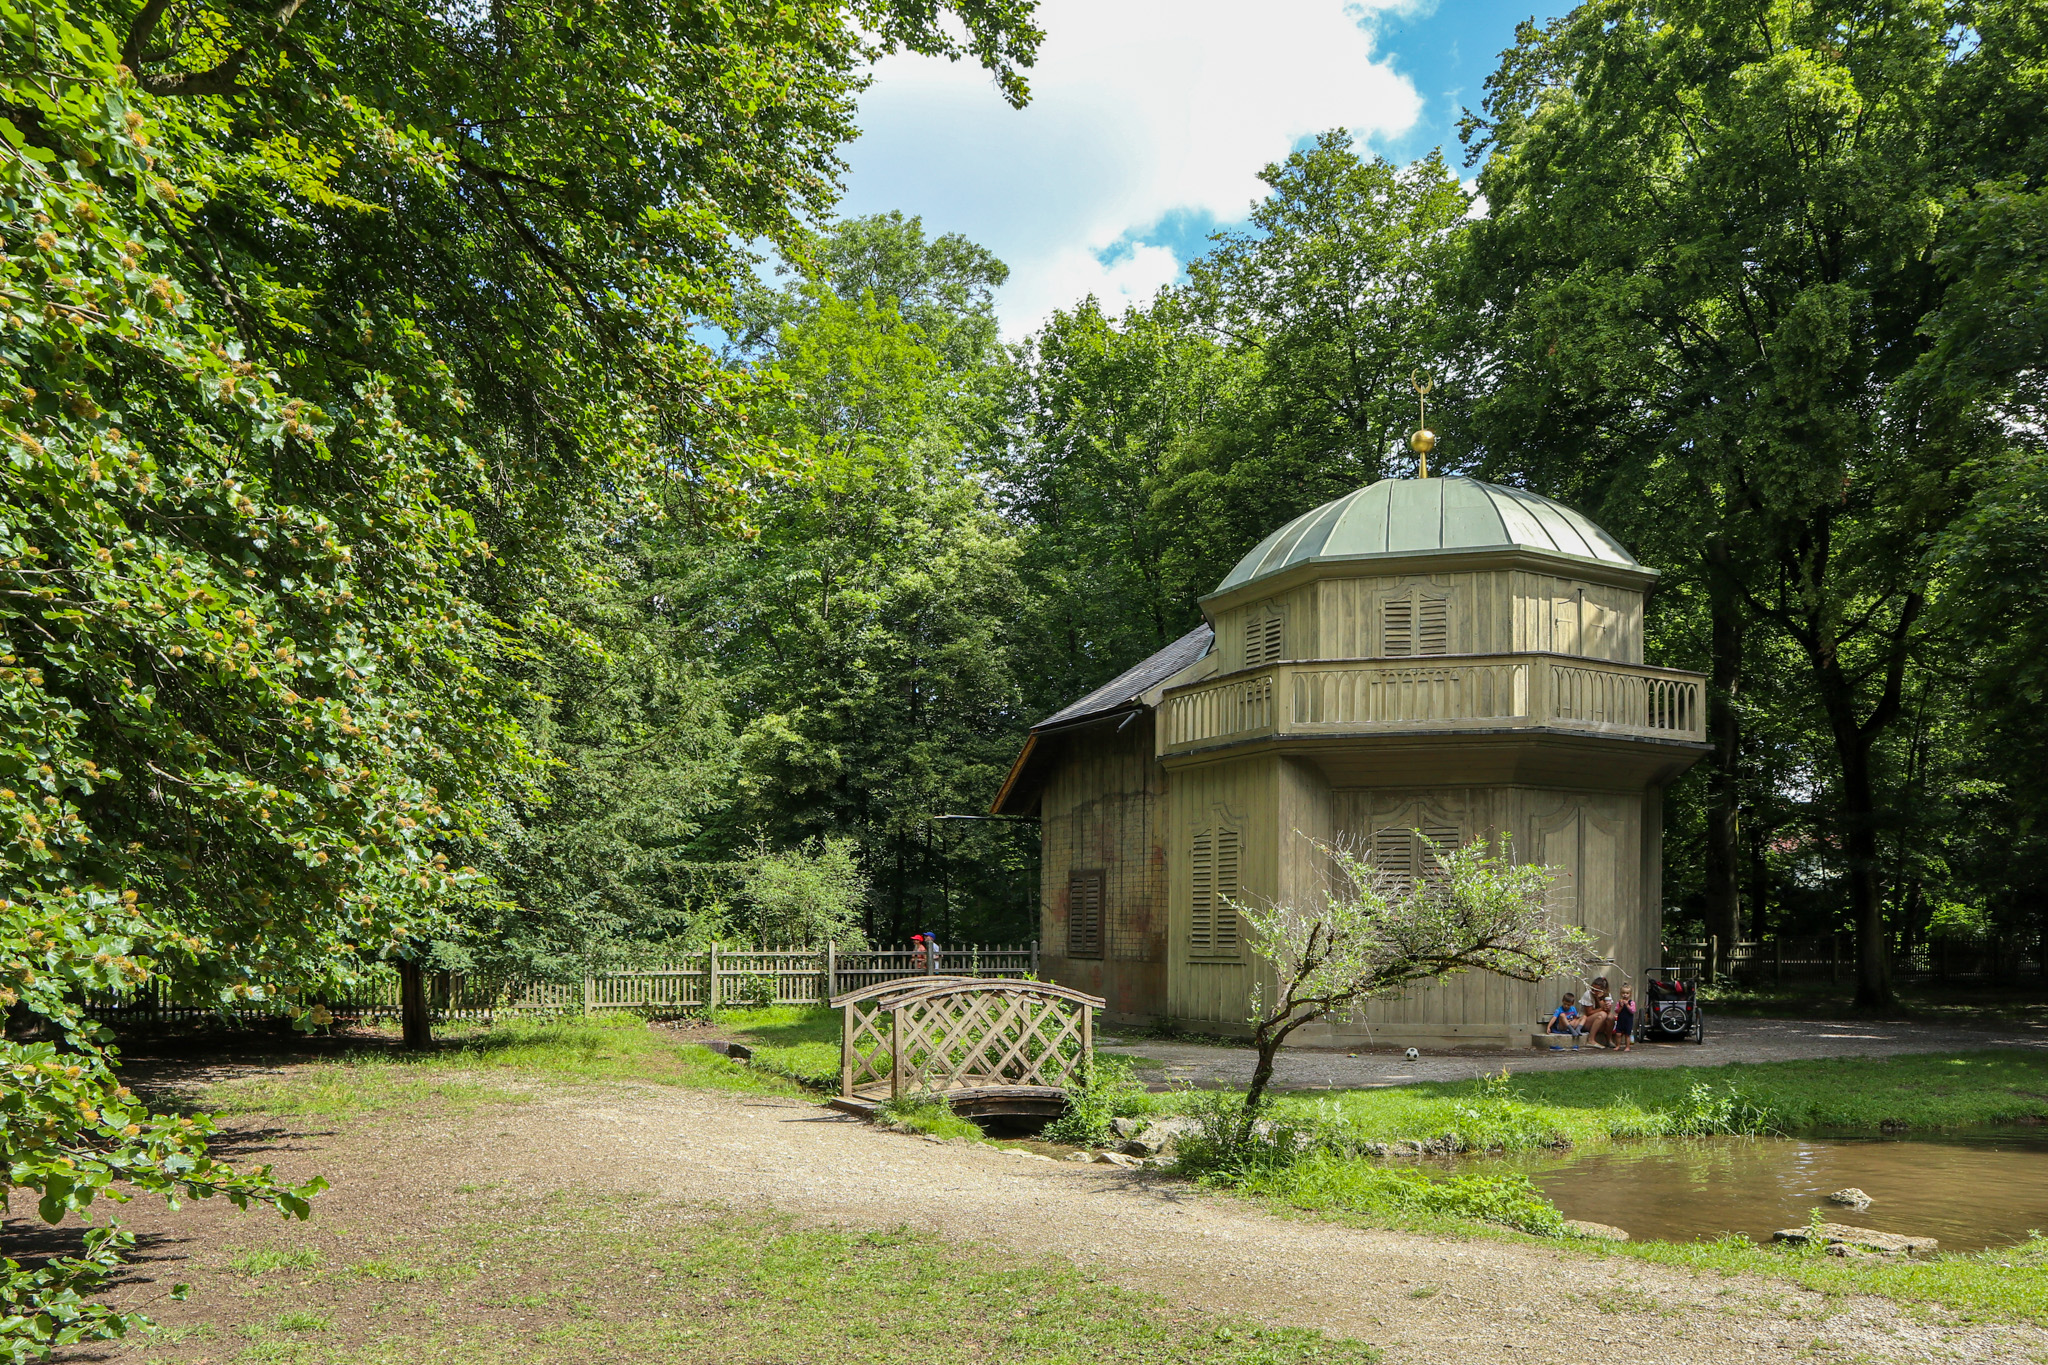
[834,978,1106,1100]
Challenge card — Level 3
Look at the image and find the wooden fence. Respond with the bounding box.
[1663,933,2044,984]
[83,941,1040,1028]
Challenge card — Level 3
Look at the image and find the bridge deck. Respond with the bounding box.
[830,1082,1070,1120]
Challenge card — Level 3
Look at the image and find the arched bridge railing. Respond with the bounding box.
[831,977,1105,1106]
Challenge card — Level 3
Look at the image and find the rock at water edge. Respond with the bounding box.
[1772,1223,1936,1254]
[1562,1220,1631,1242]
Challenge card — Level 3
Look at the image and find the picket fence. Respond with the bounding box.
[84,942,1040,1028]
[1664,933,2043,984]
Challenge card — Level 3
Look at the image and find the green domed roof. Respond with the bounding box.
[1216,477,1638,595]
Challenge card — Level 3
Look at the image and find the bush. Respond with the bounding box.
[1658,1082,1781,1137]
[876,1093,982,1141]
[1042,1055,1152,1146]
[1169,1089,1321,1177]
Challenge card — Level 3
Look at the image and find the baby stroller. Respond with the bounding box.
[1644,971,1706,1043]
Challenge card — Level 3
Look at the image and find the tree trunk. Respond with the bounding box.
[1833,722,1892,1008]
[1702,540,1745,957]
[398,959,431,1051]
[1244,1037,1280,1112]
[1798,593,1919,1011]
[1745,819,1771,943]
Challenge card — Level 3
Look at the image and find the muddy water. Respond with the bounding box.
[1494,1128,2048,1251]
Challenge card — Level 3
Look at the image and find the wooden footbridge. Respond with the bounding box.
[830,977,1106,1118]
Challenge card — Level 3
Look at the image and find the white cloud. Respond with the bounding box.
[842,1,1425,337]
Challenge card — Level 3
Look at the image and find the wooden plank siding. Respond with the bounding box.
[1031,530,1699,1048]
[1211,566,1646,673]
[1036,711,1168,1023]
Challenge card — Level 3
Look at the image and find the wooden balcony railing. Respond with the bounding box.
[1158,653,1705,755]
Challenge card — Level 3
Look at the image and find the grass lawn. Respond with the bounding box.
[200,1016,803,1118]
[705,1004,843,1089]
[131,1190,1381,1364]
[1256,1051,2048,1153]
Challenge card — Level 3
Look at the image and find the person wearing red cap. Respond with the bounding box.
[910,934,928,972]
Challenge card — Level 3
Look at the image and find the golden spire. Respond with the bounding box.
[1409,371,1435,479]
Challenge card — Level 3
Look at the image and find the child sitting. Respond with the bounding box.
[1547,993,1583,1048]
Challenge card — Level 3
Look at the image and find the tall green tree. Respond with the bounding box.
[1465,0,2047,1004]
[660,216,1033,942]
[0,0,1043,1347]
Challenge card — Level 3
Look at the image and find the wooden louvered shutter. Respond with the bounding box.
[1418,826,1460,886]
[1244,613,1284,666]
[1418,598,1449,655]
[1066,870,1104,959]
[1372,826,1416,894]
[1383,599,1414,656]
[1214,828,1240,952]
[1190,829,1215,953]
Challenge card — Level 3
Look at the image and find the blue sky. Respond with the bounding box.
[838,1,1570,336]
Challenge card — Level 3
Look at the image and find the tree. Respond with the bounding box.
[0,0,1045,1348]
[1464,1,2048,1005]
[740,835,868,947]
[1234,835,1592,1112]
[663,217,1034,942]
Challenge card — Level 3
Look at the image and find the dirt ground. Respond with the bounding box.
[40,1053,2048,1365]
[1099,1012,2048,1089]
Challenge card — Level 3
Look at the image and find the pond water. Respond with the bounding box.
[1488,1127,2048,1251]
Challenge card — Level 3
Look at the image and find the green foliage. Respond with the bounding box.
[1231,1155,1567,1237]
[874,1093,982,1141]
[1465,0,2048,994]
[1657,1083,1782,1138]
[1041,1053,1152,1145]
[740,836,868,948]
[1238,834,1590,1110]
[1167,1089,1319,1177]
[0,0,1042,1343]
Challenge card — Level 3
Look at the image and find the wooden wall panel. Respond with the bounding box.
[1037,714,1168,1020]
[1165,755,1274,1024]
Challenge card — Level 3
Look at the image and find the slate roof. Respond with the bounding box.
[1035,624,1214,730]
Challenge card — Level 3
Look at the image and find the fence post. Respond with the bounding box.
[1030,939,1039,977]
[707,944,721,1012]
[1707,935,1718,984]
[825,942,837,1001]
[839,1001,852,1099]
[890,1005,904,1099]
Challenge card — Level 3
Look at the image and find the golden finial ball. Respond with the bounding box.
[1410,428,1437,454]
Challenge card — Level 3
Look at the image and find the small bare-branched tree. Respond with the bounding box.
[1235,833,1596,1111]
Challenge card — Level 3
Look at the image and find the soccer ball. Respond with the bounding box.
[1404,1047,1420,1061]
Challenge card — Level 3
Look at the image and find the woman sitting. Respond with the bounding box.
[1578,976,1616,1049]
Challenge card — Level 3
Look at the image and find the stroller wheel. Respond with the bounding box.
[1691,1012,1706,1044]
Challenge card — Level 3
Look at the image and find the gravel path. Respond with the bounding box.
[497,1081,2048,1365]
[1099,1013,2048,1090]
